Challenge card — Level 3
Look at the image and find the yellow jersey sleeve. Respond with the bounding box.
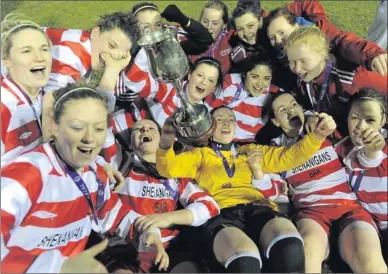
[258,132,324,173]
[156,146,203,179]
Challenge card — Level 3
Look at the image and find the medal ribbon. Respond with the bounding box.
[232,79,244,103]
[206,31,225,58]
[349,170,365,193]
[211,142,236,178]
[6,76,43,134]
[307,61,332,112]
[63,164,105,228]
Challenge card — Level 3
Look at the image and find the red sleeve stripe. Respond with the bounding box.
[194,199,220,217]
[125,64,151,98]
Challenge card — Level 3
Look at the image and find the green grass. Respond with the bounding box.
[1,1,380,38]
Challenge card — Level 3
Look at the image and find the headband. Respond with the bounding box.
[197,59,220,68]
[357,97,386,113]
[53,87,97,110]
[1,23,40,44]
[133,5,158,16]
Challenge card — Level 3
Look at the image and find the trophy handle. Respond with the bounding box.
[172,80,197,120]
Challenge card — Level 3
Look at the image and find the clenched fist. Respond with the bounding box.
[247,148,265,180]
[159,118,176,150]
[101,49,131,73]
[361,128,386,158]
[312,113,337,140]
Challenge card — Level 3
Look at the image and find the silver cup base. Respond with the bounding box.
[172,104,214,140]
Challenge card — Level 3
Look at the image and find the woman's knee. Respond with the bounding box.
[297,219,329,253]
[260,219,305,273]
[213,227,258,262]
[213,227,262,272]
[260,217,299,249]
[339,221,385,268]
[296,218,330,268]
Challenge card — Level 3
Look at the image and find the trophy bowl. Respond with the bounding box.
[173,104,215,139]
[137,28,189,82]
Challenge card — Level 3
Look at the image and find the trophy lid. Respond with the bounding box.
[137,28,176,47]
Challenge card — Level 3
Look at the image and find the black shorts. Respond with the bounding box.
[195,204,286,272]
[201,204,285,245]
[381,228,388,264]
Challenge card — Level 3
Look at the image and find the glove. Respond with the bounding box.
[116,89,138,109]
[117,90,138,102]
[161,4,190,26]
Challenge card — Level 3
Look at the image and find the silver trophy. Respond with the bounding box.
[138,27,214,145]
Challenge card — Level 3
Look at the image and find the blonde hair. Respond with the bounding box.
[1,12,48,57]
[284,26,329,60]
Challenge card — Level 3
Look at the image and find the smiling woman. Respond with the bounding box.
[145,56,224,131]
[188,0,234,75]
[1,83,167,273]
[219,52,282,142]
[229,0,264,64]
[40,11,138,140]
[1,12,52,165]
[95,118,220,272]
[284,26,387,138]
[51,84,110,171]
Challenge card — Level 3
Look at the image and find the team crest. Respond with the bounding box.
[222,182,232,188]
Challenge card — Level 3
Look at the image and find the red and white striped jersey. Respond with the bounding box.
[223,74,281,142]
[219,73,246,106]
[1,76,43,166]
[1,143,140,273]
[117,154,220,248]
[271,134,357,208]
[336,133,388,231]
[42,28,92,92]
[145,80,215,128]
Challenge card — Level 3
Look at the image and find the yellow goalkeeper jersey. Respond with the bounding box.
[156,132,323,209]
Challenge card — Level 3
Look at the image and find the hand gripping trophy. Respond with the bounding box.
[138,27,215,146]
